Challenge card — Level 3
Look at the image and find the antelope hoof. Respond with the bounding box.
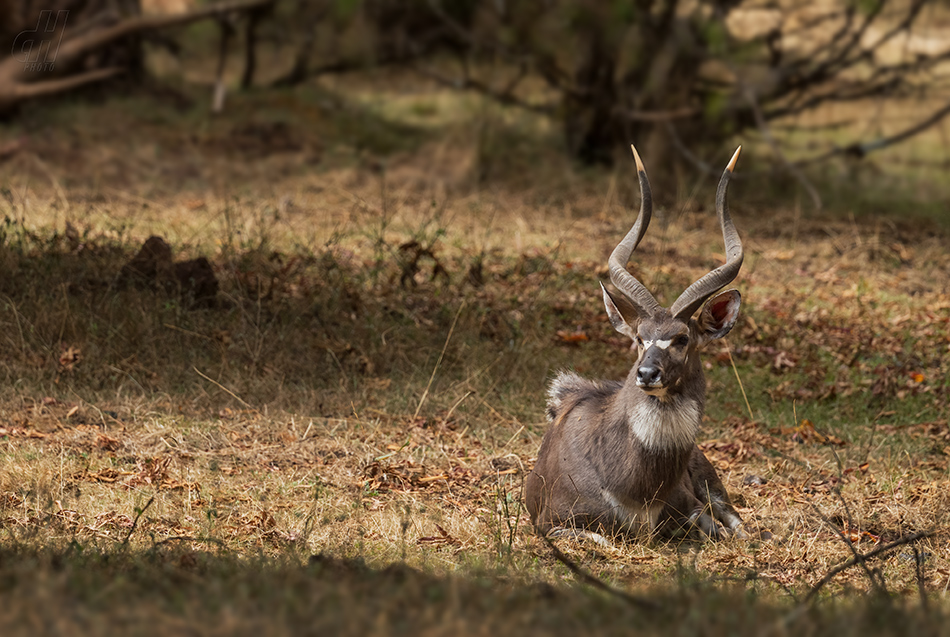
[692,511,723,540]
[723,520,748,539]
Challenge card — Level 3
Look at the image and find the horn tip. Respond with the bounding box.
[726,146,742,172]
[630,144,645,173]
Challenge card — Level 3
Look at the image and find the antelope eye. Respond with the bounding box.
[674,335,689,347]
[635,336,644,347]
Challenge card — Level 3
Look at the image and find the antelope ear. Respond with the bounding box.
[601,283,637,340]
[697,289,741,340]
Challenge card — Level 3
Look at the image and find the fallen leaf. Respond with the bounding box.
[96,434,120,452]
[58,346,82,373]
[555,329,589,344]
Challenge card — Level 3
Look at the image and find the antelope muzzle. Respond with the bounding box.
[634,343,674,394]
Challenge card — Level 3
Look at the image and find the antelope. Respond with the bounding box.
[525,145,745,545]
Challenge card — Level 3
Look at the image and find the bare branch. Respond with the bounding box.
[51,0,274,73]
[10,67,123,100]
[810,498,886,596]
[615,105,702,123]
[857,0,928,60]
[0,0,273,111]
[414,63,556,114]
[801,529,933,605]
[805,1,882,80]
[664,121,718,176]
[542,537,659,611]
[779,8,851,40]
[763,0,932,115]
[840,100,950,158]
[122,496,155,546]
[765,73,913,122]
[421,0,575,97]
[742,85,822,210]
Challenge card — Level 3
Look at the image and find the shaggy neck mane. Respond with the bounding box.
[625,392,700,452]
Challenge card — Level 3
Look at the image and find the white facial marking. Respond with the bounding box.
[640,339,673,352]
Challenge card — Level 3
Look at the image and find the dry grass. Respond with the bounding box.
[0,73,948,633]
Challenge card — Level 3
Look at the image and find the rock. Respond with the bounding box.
[120,236,218,308]
[173,257,218,308]
[119,235,173,286]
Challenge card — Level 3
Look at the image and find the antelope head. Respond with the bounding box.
[602,146,743,402]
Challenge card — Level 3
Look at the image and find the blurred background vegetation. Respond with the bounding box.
[2,0,950,208]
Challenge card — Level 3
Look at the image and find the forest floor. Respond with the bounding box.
[0,70,948,635]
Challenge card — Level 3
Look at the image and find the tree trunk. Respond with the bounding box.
[563,31,623,167]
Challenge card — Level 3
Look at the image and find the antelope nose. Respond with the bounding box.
[636,365,661,386]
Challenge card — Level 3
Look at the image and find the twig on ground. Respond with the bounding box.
[828,449,859,534]
[809,500,887,596]
[543,536,659,611]
[802,529,934,605]
[710,571,800,603]
[123,496,155,546]
[413,301,465,419]
[914,547,929,614]
[726,346,754,421]
[152,536,228,549]
[193,366,257,412]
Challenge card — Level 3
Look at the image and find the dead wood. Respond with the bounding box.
[0,0,273,113]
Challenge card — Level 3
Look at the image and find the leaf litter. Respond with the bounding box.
[0,145,947,604]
